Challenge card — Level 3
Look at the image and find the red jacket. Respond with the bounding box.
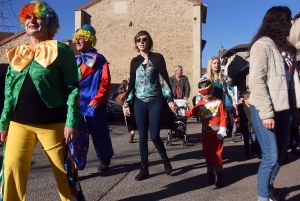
[185,98,227,128]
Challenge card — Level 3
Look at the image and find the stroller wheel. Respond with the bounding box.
[166,135,172,146]
[183,137,189,146]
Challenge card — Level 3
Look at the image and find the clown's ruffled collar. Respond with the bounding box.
[6,40,58,72]
[75,48,98,68]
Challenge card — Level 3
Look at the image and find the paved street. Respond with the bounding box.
[1,118,300,201]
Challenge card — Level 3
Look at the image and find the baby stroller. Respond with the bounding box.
[166,99,189,146]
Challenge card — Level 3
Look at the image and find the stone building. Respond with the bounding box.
[0,30,27,63]
[220,44,250,94]
[0,31,76,64]
[75,0,207,95]
[0,0,208,100]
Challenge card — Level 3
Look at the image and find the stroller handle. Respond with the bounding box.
[174,99,189,109]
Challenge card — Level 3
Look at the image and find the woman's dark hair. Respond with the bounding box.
[249,6,295,55]
[134,30,153,52]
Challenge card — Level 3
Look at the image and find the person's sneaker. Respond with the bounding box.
[97,159,111,171]
[207,172,215,184]
[215,172,224,188]
[231,139,236,143]
[164,159,172,175]
[268,183,280,201]
[135,167,149,181]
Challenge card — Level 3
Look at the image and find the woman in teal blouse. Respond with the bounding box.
[123,30,176,181]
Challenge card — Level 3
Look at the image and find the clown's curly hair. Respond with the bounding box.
[19,1,59,39]
[72,29,97,48]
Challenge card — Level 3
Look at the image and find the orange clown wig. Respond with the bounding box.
[19,1,59,39]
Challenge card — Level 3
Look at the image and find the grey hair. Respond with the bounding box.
[174,65,182,71]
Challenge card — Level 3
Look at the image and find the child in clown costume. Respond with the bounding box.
[177,78,227,187]
[71,24,114,171]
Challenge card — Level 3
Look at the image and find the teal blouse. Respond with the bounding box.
[126,60,173,104]
[213,79,223,100]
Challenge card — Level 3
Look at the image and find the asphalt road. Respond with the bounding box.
[0,118,300,201]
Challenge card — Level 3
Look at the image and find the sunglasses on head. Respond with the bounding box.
[198,80,212,89]
[136,37,148,43]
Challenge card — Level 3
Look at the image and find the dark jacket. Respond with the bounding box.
[169,75,190,99]
[126,52,175,129]
[236,102,254,133]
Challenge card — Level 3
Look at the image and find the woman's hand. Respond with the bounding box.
[88,101,99,109]
[263,118,275,129]
[168,102,177,112]
[0,130,7,144]
[123,107,130,116]
[64,127,78,145]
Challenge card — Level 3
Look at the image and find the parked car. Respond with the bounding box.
[107,92,124,121]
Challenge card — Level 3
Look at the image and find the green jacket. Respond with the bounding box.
[0,41,80,130]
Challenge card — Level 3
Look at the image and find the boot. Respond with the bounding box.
[215,171,224,188]
[268,183,280,201]
[97,159,111,171]
[128,130,135,143]
[164,159,172,175]
[207,172,215,184]
[135,167,149,181]
[128,134,134,143]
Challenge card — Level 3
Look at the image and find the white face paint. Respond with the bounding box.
[25,25,42,33]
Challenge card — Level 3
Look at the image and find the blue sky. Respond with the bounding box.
[7,0,88,39]
[202,0,299,67]
[4,0,300,67]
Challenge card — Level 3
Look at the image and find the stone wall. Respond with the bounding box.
[83,0,197,96]
[0,32,27,64]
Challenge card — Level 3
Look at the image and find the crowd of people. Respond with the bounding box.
[0,1,299,201]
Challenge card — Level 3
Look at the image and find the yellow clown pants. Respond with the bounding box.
[3,121,72,201]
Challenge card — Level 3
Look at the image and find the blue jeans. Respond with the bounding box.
[134,97,168,167]
[250,106,290,201]
[85,100,114,161]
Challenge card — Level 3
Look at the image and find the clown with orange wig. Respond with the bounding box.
[0,1,85,200]
[177,78,227,188]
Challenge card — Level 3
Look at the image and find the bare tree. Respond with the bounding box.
[0,0,20,32]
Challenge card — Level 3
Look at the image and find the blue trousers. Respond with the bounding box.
[134,97,168,167]
[71,101,114,170]
[250,106,290,201]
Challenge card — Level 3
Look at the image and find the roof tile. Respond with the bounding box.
[0,32,14,41]
[76,0,100,10]
[0,30,26,46]
[77,0,202,10]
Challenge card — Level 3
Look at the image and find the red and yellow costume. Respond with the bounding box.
[184,98,227,172]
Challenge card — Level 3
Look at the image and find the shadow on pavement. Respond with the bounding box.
[116,137,264,200]
[79,162,140,181]
[279,184,300,201]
